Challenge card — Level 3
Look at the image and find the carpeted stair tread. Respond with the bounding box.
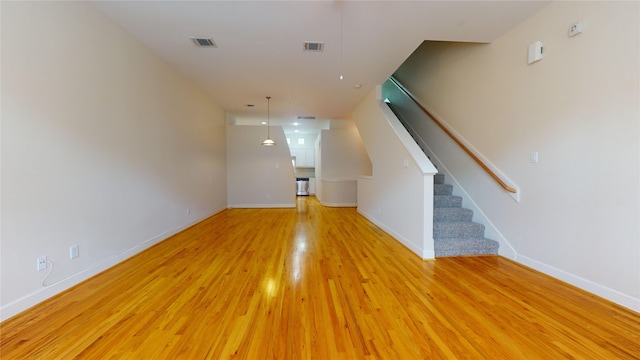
[434,238,499,257]
[434,222,485,239]
[434,183,453,195]
[432,173,499,257]
[434,195,462,208]
[434,207,473,222]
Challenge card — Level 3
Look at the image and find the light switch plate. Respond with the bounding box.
[70,244,79,259]
[530,152,539,163]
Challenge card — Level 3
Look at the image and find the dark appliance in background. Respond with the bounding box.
[296,178,309,196]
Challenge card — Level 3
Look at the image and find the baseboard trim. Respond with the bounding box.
[320,201,357,207]
[357,209,430,259]
[0,207,227,322]
[515,254,640,313]
[227,203,296,208]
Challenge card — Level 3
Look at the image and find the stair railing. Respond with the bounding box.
[388,76,517,194]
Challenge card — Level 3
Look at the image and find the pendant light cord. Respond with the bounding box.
[262,96,275,145]
[340,2,344,80]
[267,96,271,138]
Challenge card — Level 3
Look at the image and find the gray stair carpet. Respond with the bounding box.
[433,174,499,257]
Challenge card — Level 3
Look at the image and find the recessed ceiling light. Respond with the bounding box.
[294,130,299,133]
[261,121,267,125]
[354,84,362,89]
[293,122,299,126]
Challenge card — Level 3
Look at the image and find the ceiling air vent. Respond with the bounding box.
[297,116,316,120]
[303,42,324,52]
[191,37,217,48]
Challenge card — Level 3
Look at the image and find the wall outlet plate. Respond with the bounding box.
[37,256,47,271]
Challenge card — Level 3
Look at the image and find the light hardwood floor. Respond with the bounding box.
[2,197,639,359]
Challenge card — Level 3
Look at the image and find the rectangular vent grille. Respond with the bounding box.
[297,116,316,120]
[303,42,324,52]
[191,38,217,48]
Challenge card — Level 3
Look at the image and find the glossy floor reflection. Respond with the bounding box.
[2,197,639,359]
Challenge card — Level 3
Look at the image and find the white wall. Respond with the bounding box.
[393,1,639,311]
[227,125,296,208]
[315,135,324,200]
[1,1,228,320]
[287,134,318,151]
[320,127,371,179]
[353,89,438,259]
[317,127,371,206]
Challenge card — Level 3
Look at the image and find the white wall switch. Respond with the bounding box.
[530,152,539,163]
[70,244,79,259]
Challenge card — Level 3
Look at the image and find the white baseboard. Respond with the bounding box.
[357,209,431,259]
[227,203,295,208]
[515,254,640,313]
[320,201,357,207]
[0,207,226,322]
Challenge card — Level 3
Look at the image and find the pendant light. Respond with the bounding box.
[262,96,276,146]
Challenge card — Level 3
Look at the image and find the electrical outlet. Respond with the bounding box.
[37,256,47,271]
[70,244,79,259]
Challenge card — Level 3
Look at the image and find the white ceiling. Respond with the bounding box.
[92,0,549,135]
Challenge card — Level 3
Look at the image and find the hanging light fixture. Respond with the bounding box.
[261,96,276,146]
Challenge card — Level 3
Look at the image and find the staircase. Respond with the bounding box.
[383,101,499,257]
[433,173,499,257]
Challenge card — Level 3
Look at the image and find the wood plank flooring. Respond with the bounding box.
[2,196,639,359]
